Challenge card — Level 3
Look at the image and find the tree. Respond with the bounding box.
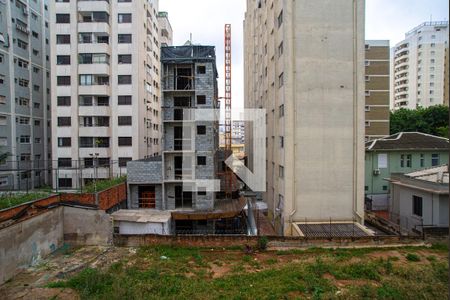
[390,105,449,138]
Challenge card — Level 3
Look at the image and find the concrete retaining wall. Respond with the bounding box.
[0,207,64,285]
[63,206,113,246]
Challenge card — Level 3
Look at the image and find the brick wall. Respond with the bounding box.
[98,183,127,210]
[0,195,60,223]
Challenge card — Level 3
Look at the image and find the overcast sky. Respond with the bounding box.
[159,0,449,109]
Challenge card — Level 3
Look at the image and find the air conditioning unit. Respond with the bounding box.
[373,169,381,176]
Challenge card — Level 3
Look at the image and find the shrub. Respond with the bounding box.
[257,236,268,251]
[405,253,420,262]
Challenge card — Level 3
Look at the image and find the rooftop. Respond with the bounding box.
[405,21,448,37]
[406,165,449,184]
[366,132,449,151]
[111,209,171,223]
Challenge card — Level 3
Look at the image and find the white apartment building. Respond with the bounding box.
[244,0,365,236]
[392,21,449,110]
[50,0,164,189]
[157,11,172,47]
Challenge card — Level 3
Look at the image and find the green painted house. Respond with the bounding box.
[365,132,448,210]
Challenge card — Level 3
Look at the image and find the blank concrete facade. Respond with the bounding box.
[50,0,163,189]
[0,0,51,190]
[244,0,365,236]
[392,21,449,110]
[365,40,390,141]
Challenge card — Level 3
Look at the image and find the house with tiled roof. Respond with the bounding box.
[365,132,449,210]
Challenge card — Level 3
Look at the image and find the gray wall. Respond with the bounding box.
[0,208,63,285]
[63,206,113,246]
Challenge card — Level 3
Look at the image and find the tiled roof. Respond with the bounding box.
[366,132,449,151]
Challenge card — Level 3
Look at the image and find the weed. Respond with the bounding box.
[426,255,437,262]
[265,258,278,265]
[257,236,269,251]
[405,253,420,262]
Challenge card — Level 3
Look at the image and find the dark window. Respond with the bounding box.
[118,137,132,146]
[57,117,71,126]
[118,34,132,43]
[197,95,206,105]
[58,137,71,147]
[58,158,72,168]
[119,157,132,167]
[57,96,71,106]
[118,95,132,105]
[382,185,388,191]
[364,186,368,191]
[84,157,94,167]
[98,158,110,167]
[118,0,132,2]
[197,156,206,165]
[58,178,72,188]
[197,188,207,196]
[118,54,132,64]
[197,66,206,74]
[412,195,423,217]
[57,55,70,65]
[57,76,71,86]
[98,97,109,106]
[118,13,132,23]
[56,14,70,23]
[118,75,132,84]
[56,34,70,44]
[431,154,440,166]
[277,10,283,28]
[118,116,132,126]
[197,125,206,135]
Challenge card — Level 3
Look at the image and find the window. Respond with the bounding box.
[58,178,72,188]
[57,96,71,106]
[431,154,440,166]
[412,195,423,217]
[197,66,206,74]
[56,14,70,23]
[118,75,132,84]
[79,53,110,64]
[34,138,41,144]
[197,95,206,105]
[382,185,388,191]
[0,95,6,104]
[118,34,132,43]
[277,10,283,28]
[118,54,132,64]
[197,188,207,196]
[18,78,29,87]
[364,186,368,191]
[278,42,283,57]
[17,39,28,50]
[118,116,132,126]
[118,13,132,23]
[118,95,132,105]
[279,165,284,178]
[19,135,30,143]
[197,125,206,135]
[57,117,71,126]
[400,154,405,167]
[278,72,284,87]
[118,137,132,146]
[420,154,425,167]
[0,54,3,63]
[17,59,28,68]
[197,156,206,165]
[32,31,38,39]
[57,55,70,65]
[57,76,71,86]
[118,157,132,167]
[33,84,40,91]
[279,136,284,148]
[34,120,40,126]
[279,104,284,117]
[406,154,412,168]
[58,137,71,147]
[18,117,30,124]
[56,34,70,44]
[0,116,7,126]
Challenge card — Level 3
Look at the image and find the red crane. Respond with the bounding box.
[224,24,232,198]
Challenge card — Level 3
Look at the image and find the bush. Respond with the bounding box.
[405,253,420,262]
[257,236,268,251]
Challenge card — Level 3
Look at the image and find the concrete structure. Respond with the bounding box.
[392,21,449,110]
[365,40,390,141]
[157,11,173,47]
[389,165,448,233]
[112,209,171,235]
[444,46,449,106]
[365,132,449,210]
[50,0,164,189]
[244,0,365,236]
[0,0,51,190]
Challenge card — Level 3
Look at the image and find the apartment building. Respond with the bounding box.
[244,0,365,236]
[365,40,390,141]
[0,0,51,190]
[444,46,449,106]
[157,11,172,47]
[392,21,449,110]
[50,0,163,189]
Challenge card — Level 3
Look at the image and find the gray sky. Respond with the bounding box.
[159,0,449,109]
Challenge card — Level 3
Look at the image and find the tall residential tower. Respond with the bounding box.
[50,0,163,189]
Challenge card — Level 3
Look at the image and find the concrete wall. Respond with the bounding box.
[0,208,64,285]
[63,206,113,246]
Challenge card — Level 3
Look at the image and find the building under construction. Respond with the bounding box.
[121,45,246,235]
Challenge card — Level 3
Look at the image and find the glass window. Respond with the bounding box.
[118,95,132,105]
[118,13,132,23]
[431,154,440,166]
[118,34,132,43]
[412,195,423,217]
[55,14,70,23]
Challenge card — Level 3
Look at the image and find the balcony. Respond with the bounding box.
[79,105,110,116]
[78,0,110,13]
[77,22,110,35]
[79,126,110,136]
[163,108,194,122]
[78,43,110,55]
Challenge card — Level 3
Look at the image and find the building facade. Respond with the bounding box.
[0,0,51,190]
[50,0,163,189]
[157,11,172,47]
[365,132,449,210]
[365,40,390,141]
[244,0,365,236]
[392,21,449,110]
[444,46,449,106]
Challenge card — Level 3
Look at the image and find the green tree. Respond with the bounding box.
[390,105,449,137]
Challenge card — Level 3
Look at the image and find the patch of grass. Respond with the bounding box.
[265,258,278,265]
[426,255,437,262]
[0,192,52,210]
[430,242,449,252]
[405,253,420,262]
[83,176,126,193]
